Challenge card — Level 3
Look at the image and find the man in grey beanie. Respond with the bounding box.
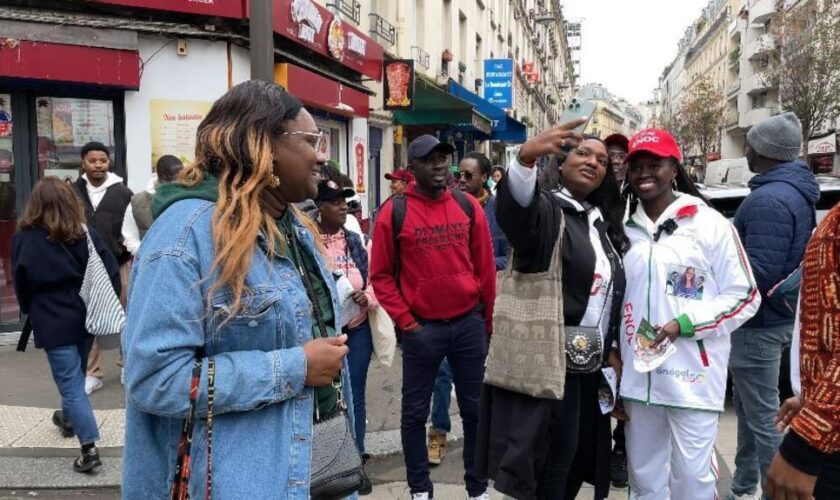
[728,111,820,500]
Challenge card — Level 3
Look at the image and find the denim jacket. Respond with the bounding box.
[121,199,356,499]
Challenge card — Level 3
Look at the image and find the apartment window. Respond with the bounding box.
[752,92,767,109]
[444,0,453,52]
[415,0,425,48]
[459,11,468,68]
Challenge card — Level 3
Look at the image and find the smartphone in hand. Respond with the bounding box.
[559,98,596,133]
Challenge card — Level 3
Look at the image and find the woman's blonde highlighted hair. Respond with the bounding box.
[178,80,313,316]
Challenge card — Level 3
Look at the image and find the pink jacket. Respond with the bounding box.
[322,231,378,329]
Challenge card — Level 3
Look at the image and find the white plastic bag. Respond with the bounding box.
[368,306,396,368]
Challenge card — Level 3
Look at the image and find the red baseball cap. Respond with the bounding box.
[385,169,414,183]
[604,134,629,152]
[625,128,683,164]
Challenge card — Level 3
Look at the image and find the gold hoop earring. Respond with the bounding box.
[268,174,280,189]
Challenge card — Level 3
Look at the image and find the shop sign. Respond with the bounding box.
[327,18,345,60]
[808,133,837,155]
[354,140,366,194]
[483,59,514,109]
[384,60,415,111]
[275,0,383,80]
[90,0,245,18]
[291,0,324,44]
[150,99,213,169]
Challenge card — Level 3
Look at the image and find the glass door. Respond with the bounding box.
[0,93,17,325]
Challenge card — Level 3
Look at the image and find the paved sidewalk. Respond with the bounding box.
[0,340,740,496]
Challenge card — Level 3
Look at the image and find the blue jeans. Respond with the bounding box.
[431,358,453,433]
[729,325,792,497]
[401,311,488,498]
[45,337,99,446]
[346,320,373,454]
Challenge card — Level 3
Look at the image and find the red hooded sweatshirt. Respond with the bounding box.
[370,184,496,332]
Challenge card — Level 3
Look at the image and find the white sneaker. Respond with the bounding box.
[84,376,103,395]
[467,494,489,500]
[411,493,430,500]
[725,493,757,500]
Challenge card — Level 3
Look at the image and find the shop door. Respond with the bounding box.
[0,89,123,331]
[0,93,17,327]
[368,127,383,211]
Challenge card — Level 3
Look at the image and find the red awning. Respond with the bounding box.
[89,0,245,18]
[275,63,369,118]
[0,40,140,89]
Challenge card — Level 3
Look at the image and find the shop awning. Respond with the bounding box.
[393,75,492,134]
[447,80,527,143]
[275,63,369,118]
[0,40,140,89]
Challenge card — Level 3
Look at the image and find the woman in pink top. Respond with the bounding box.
[315,179,378,494]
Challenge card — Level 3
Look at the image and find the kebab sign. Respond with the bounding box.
[383,60,415,111]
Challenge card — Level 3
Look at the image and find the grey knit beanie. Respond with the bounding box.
[746,112,802,162]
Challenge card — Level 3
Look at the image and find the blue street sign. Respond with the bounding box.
[483,59,515,109]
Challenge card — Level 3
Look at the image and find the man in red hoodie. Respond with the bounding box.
[371,135,496,500]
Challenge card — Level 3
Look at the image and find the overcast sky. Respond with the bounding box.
[562,0,711,104]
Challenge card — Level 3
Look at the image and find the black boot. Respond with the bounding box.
[610,447,628,488]
[52,410,74,438]
[358,454,372,495]
[73,445,102,473]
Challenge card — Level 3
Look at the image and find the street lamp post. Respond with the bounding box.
[250,0,274,82]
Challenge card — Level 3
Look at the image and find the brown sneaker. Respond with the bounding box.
[427,428,447,466]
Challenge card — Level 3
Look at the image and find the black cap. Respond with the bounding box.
[407,135,455,162]
[315,179,355,203]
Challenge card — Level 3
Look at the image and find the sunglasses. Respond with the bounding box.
[457,171,475,181]
[609,152,627,161]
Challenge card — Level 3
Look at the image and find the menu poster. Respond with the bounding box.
[51,99,75,146]
[150,99,212,170]
[70,100,113,146]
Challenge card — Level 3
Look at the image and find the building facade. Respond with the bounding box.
[578,83,643,138]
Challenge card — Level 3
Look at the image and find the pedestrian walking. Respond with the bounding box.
[122,81,356,499]
[728,112,818,500]
[427,151,509,466]
[316,178,378,495]
[619,129,760,500]
[121,154,184,257]
[73,141,133,395]
[768,202,840,499]
[12,177,120,474]
[476,121,628,500]
[370,135,496,500]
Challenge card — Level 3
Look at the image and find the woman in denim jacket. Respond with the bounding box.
[122,81,353,499]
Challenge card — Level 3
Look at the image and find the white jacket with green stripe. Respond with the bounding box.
[619,193,760,412]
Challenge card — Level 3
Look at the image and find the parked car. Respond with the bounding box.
[699,174,840,222]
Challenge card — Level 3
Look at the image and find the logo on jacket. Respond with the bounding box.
[655,366,706,384]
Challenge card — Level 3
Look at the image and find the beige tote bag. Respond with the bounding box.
[484,212,566,400]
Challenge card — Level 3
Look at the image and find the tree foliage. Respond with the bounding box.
[765,0,840,142]
[680,77,725,165]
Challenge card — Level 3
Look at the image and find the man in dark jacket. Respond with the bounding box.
[73,141,133,395]
[729,112,819,500]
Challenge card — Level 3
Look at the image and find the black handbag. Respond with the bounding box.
[288,230,365,499]
[565,279,612,374]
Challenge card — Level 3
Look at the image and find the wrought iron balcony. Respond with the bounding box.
[412,46,430,69]
[368,13,395,46]
[327,0,361,25]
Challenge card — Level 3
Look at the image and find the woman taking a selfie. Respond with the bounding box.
[619,129,759,499]
[477,120,628,500]
[122,81,356,499]
[13,177,119,474]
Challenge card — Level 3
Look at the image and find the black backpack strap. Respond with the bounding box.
[391,194,407,284]
[449,188,475,248]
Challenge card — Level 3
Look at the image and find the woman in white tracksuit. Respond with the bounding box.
[618,129,760,500]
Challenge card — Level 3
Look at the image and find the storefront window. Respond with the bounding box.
[36,97,115,182]
[0,94,16,325]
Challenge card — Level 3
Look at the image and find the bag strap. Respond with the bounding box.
[16,317,32,352]
[547,195,566,278]
[171,357,214,500]
[449,188,475,248]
